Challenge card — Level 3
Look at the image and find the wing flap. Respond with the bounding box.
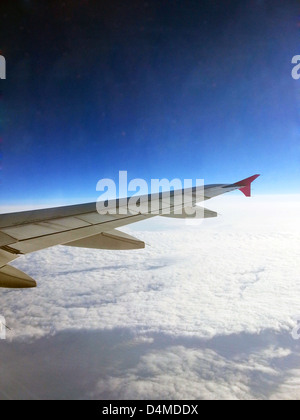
[64,229,145,250]
[6,213,149,255]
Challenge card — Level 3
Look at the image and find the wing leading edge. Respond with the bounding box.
[0,174,260,288]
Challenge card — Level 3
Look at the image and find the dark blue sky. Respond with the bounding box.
[1,0,300,206]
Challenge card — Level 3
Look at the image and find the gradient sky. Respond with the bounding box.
[1,0,300,206]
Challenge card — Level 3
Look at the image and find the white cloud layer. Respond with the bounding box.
[0,194,300,399]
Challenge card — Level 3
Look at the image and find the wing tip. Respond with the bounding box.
[234,174,260,197]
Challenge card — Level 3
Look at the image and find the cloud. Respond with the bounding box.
[92,341,285,400]
[1,194,300,399]
[1,328,299,400]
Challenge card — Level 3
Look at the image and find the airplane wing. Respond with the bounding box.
[0,174,260,288]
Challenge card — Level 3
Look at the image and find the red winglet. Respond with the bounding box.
[233,174,260,197]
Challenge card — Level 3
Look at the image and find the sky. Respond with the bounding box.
[1,0,300,401]
[0,0,300,206]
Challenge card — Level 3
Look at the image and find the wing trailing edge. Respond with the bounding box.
[64,229,145,250]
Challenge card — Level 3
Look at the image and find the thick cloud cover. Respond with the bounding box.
[0,194,300,399]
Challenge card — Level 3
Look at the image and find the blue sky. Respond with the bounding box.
[1,0,300,206]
